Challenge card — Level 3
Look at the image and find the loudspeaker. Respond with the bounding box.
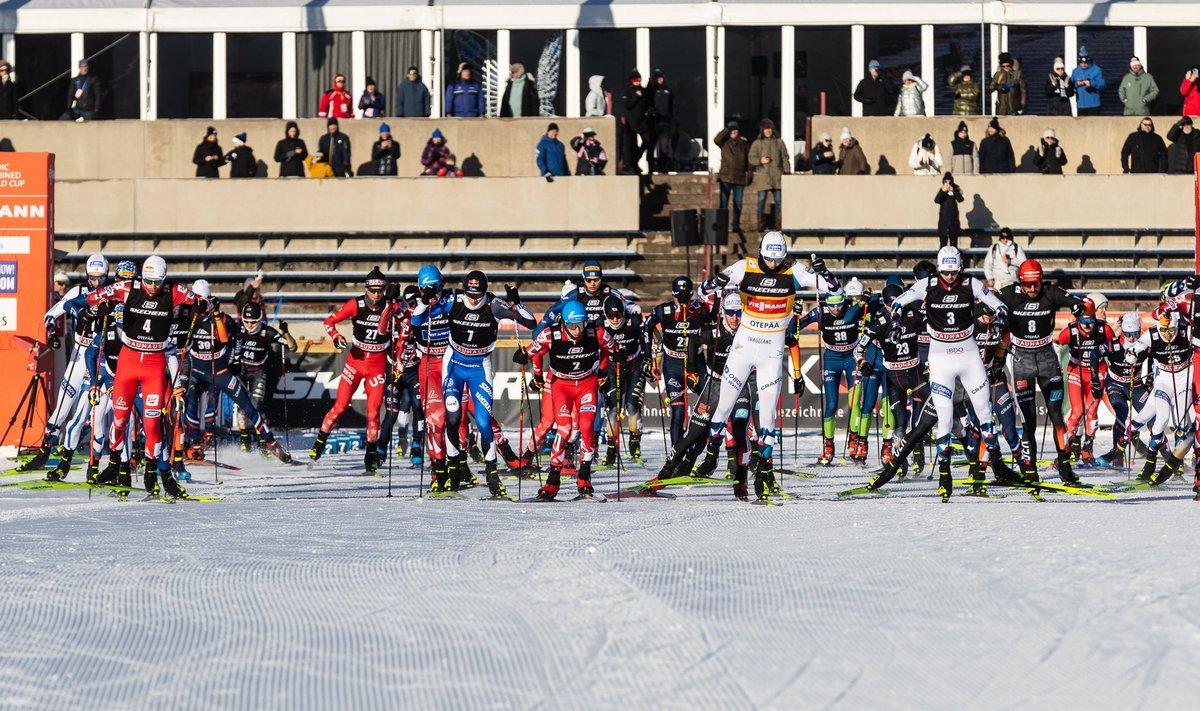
[700,208,728,246]
[671,209,701,247]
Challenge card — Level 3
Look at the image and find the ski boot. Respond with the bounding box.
[143,461,160,496]
[364,442,380,474]
[172,455,191,482]
[536,466,561,501]
[1132,437,1151,458]
[15,444,53,472]
[308,430,330,465]
[627,430,643,463]
[1096,445,1125,469]
[854,436,869,466]
[90,453,122,486]
[410,444,424,469]
[845,433,859,463]
[396,429,409,456]
[1068,435,1082,463]
[239,430,254,453]
[816,437,835,466]
[602,442,617,468]
[752,456,776,500]
[725,447,738,480]
[84,459,100,484]
[576,462,595,497]
[468,433,484,464]
[43,451,73,482]
[484,460,508,499]
[1137,453,1157,483]
[184,444,205,461]
[116,463,132,500]
[264,438,293,464]
[1080,436,1096,467]
[867,459,901,491]
[429,458,448,492]
[691,439,722,478]
[1151,451,1183,486]
[1056,457,1081,487]
[498,440,521,471]
[880,439,895,466]
[732,465,749,501]
[912,448,926,478]
[447,454,466,490]
[160,466,189,500]
[937,466,953,502]
[965,458,987,497]
[456,454,477,489]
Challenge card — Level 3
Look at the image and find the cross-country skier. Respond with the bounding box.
[600,294,647,466]
[1097,312,1150,467]
[233,301,297,452]
[642,276,706,451]
[1127,312,1196,488]
[1057,298,1114,467]
[797,289,861,465]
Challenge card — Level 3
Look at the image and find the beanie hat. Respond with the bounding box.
[327,116,339,127]
[457,62,472,74]
[1078,46,1090,61]
[726,120,739,130]
[233,132,246,145]
[988,117,1001,131]
[333,73,346,83]
[547,122,559,132]
[956,120,968,134]
[839,127,852,141]
[205,126,217,137]
[921,133,935,150]
[365,76,376,86]
[819,131,831,142]
[759,118,775,131]
[960,65,973,76]
[998,52,1014,66]
[1043,128,1056,139]
[431,128,443,139]
[379,122,390,134]
[365,266,387,289]
[629,68,642,81]
[1053,57,1065,70]
[868,59,881,70]
[1129,56,1141,67]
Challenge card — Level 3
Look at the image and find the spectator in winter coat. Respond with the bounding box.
[991,53,1027,115]
[501,63,539,118]
[948,121,977,176]
[747,118,790,231]
[619,69,654,173]
[274,121,308,177]
[445,63,486,118]
[948,66,981,116]
[853,59,893,116]
[1120,117,1167,173]
[983,227,1026,290]
[1070,47,1106,115]
[934,172,964,248]
[224,132,259,178]
[60,59,101,121]
[652,69,675,173]
[1033,128,1067,174]
[1118,57,1159,116]
[908,133,943,175]
[978,118,1015,174]
[318,117,353,177]
[570,128,608,176]
[585,75,610,117]
[810,132,836,175]
[192,126,225,178]
[370,122,400,176]
[1181,68,1200,117]
[318,73,354,119]
[0,60,18,119]
[420,129,451,176]
[395,66,431,118]
[836,127,869,176]
[1166,116,1200,174]
[536,122,570,179]
[714,121,750,233]
[305,154,335,179]
[894,70,928,116]
[358,77,386,119]
[1046,57,1076,116]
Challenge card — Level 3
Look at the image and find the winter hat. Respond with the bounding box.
[1130,56,1141,67]
[921,133,935,150]
[431,128,443,139]
[998,52,1014,66]
[457,62,472,74]
[205,126,217,137]
[510,63,525,75]
[445,152,457,164]
[1043,128,1057,139]
[726,120,739,130]
[956,120,968,134]
[960,65,973,76]
[942,171,955,183]
[78,59,89,68]
[819,131,831,142]
[582,127,596,136]
[547,122,559,132]
[407,65,419,75]
[285,120,299,135]
[902,69,915,82]
[1078,46,1090,62]
[233,132,246,145]
[759,118,775,131]
[582,260,603,279]
[868,59,881,70]
[365,266,388,289]
[379,122,390,134]
[327,116,339,127]
[988,117,1001,131]
[1053,57,1065,70]
[839,127,851,141]
[334,73,346,84]
[629,68,642,82]
[1182,116,1194,126]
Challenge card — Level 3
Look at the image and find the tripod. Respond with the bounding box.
[2,372,52,454]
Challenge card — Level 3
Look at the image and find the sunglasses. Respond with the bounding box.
[583,277,601,284]
[366,287,384,294]
[144,278,165,287]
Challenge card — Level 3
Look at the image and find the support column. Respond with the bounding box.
[351,30,366,117]
[781,26,796,162]
[565,29,580,117]
[426,30,441,117]
[139,31,150,120]
[1064,26,1077,117]
[705,25,722,172]
[636,27,651,172]
[213,32,227,120]
[920,24,934,115]
[282,32,297,120]
[3,34,15,71]
[496,28,511,94]
[989,24,1002,115]
[70,32,84,68]
[1134,26,1148,68]
[850,25,864,118]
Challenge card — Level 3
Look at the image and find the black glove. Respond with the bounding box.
[1090,377,1103,399]
[1185,274,1200,291]
[530,373,544,391]
[714,271,730,287]
[420,285,438,304]
[48,334,61,351]
[1071,301,1085,318]
[544,174,554,183]
[512,348,529,365]
[810,254,827,276]
[857,360,874,378]
[505,284,520,304]
[96,299,115,316]
[278,321,289,334]
[1142,374,1153,392]
[793,376,806,396]
[332,334,348,350]
[385,283,401,303]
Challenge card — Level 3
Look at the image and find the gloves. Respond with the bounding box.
[392,364,403,383]
[1185,274,1200,291]
[544,174,554,183]
[597,372,609,389]
[1158,311,1174,328]
[512,348,529,365]
[857,360,874,378]
[505,285,521,304]
[1124,348,1138,365]
[420,285,438,304]
[650,362,662,380]
[1142,374,1154,392]
[793,300,806,316]
[1071,301,1085,318]
[530,373,544,391]
[685,370,699,390]
[48,334,61,351]
[96,299,115,316]
[279,321,289,335]
[793,376,806,396]
[1090,377,1103,399]
[714,272,730,288]
[88,385,102,407]
[385,283,400,303]
[810,254,828,276]
[332,334,348,350]
[890,301,904,325]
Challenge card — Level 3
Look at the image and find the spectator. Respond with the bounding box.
[53,271,71,299]
[983,227,1026,290]
[810,132,836,175]
[59,59,100,121]
[934,172,964,248]
[395,66,431,118]
[991,52,1027,115]
[619,69,654,174]
[853,59,893,116]
[836,127,869,176]
[0,60,17,119]
[652,69,675,173]
[747,118,790,232]
[192,126,225,178]
[318,117,353,177]
[439,153,464,178]
[273,121,308,178]
[224,132,258,178]
[948,66,981,116]
[570,128,608,176]
[948,121,977,176]
[894,70,928,116]
[1119,57,1159,116]
[1070,47,1106,116]
[420,128,450,176]
[978,117,1015,174]
[908,133,943,175]
[1046,57,1076,116]
[306,153,334,179]
[1181,67,1200,117]
[714,120,750,234]
[536,122,569,180]
[1033,128,1067,174]
[445,62,485,118]
[1167,116,1200,174]
[585,75,610,117]
[1120,117,1167,173]
[370,122,400,176]
[318,73,354,119]
[358,76,386,119]
[234,273,265,314]
[501,63,539,118]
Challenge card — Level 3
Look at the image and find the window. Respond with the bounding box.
[796,26,852,121]
[578,28,635,118]
[511,30,565,117]
[157,33,213,119]
[863,26,922,116]
[723,27,782,136]
[649,28,705,152]
[445,30,498,115]
[1075,27,1134,116]
[227,33,282,118]
[298,32,352,119]
[13,34,70,119]
[84,33,140,119]
[1005,26,1065,116]
[933,24,989,116]
[365,31,420,118]
[1147,28,1200,115]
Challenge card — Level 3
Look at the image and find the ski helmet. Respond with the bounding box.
[1078,298,1097,326]
[85,253,109,278]
[141,255,167,283]
[402,285,420,304]
[416,264,443,290]
[722,291,742,317]
[912,260,936,281]
[191,279,212,299]
[882,283,904,306]
[603,294,625,322]
[824,290,846,308]
[241,302,263,331]
[844,277,864,299]
[671,275,694,302]
[759,231,788,262]
[562,300,587,325]
[1018,259,1043,287]
[936,246,962,276]
[582,260,603,280]
[115,260,137,281]
[1121,312,1141,336]
[884,275,905,291]
[463,270,488,297]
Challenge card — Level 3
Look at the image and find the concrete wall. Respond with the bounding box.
[782,174,1195,230]
[56,176,639,233]
[0,118,616,180]
[810,116,1191,176]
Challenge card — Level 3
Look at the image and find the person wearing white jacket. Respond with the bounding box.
[909,133,943,175]
[894,69,929,116]
[983,227,1027,289]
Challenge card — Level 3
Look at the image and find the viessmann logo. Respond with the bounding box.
[746,297,788,316]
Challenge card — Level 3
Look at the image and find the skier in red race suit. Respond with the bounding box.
[308,267,394,472]
[520,300,615,500]
[84,255,205,498]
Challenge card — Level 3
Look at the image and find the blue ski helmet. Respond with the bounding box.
[417,264,443,290]
[562,300,588,325]
[115,260,137,281]
[582,260,603,280]
[884,275,905,290]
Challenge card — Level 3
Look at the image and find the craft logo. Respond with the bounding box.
[0,262,14,293]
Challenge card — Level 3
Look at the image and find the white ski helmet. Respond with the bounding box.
[1121,312,1141,334]
[722,291,742,315]
[759,231,788,261]
[936,245,962,275]
[191,279,212,299]
[85,253,109,278]
[142,255,167,282]
[844,277,864,299]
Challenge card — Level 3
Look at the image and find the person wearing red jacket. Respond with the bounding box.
[309,267,393,472]
[1181,68,1200,117]
[1056,299,1114,466]
[318,73,354,119]
[522,300,615,500]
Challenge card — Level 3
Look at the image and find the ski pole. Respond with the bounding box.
[615,361,623,500]
[515,326,527,502]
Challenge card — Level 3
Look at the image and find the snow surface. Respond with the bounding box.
[2,431,1200,710]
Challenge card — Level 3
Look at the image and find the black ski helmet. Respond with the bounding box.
[241,302,264,321]
[464,270,488,296]
[603,294,625,321]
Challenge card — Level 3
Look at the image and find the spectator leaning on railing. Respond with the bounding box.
[1033,128,1067,174]
[978,117,1015,174]
[318,73,354,119]
[1046,57,1075,116]
[1121,117,1167,173]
